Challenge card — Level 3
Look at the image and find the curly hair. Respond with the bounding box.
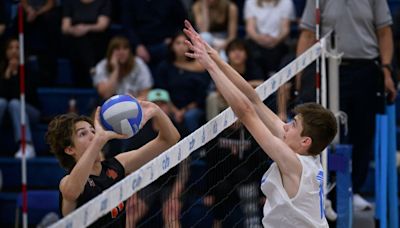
[46,113,93,171]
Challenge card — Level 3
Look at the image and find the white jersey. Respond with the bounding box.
[260,154,328,228]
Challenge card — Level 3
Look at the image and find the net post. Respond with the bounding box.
[327,31,340,144]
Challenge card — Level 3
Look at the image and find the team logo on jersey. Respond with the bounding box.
[106,168,118,180]
[111,202,125,218]
[88,178,95,187]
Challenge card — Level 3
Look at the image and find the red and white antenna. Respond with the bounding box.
[18,3,28,228]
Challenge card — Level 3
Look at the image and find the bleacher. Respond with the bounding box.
[0,158,65,227]
[0,0,399,227]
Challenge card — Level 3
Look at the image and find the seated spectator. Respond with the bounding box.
[93,36,153,101]
[0,38,40,158]
[21,0,60,86]
[61,0,111,87]
[192,0,238,56]
[124,89,189,228]
[155,32,211,132]
[206,38,263,120]
[244,0,295,77]
[121,0,187,69]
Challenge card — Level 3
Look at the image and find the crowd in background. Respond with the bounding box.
[0,0,307,158]
[1,0,400,227]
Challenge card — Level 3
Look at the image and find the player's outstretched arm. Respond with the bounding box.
[60,107,128,215]
[116,101,180,174]
[184,25,302,188]
[183,20,285,138]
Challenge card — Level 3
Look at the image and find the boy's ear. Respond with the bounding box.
[64,146,74,156]
[301,136,312,148]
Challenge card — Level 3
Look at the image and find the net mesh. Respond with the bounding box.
[49,38,324,228]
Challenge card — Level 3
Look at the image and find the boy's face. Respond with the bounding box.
[282,115,310,154]
[67,121,100,161]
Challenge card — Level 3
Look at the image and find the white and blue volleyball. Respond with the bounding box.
[100,95,143,138]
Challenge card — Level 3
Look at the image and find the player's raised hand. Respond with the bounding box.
[137,100,159,128]
[184,22,215,69]
[183,20,218,57]
[94,107,128,140]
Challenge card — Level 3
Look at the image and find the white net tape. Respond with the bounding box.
[49,37,324,228]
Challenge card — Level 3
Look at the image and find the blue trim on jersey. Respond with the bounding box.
[316,171,325,219]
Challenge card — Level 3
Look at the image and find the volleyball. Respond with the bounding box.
[100,95,143,138]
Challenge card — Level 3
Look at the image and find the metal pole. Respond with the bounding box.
[315,0,321,104]
[328,33,341,144]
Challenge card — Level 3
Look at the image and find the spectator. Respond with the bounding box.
[206,38,263,120]
[155,32,211,132]
[244,0,295,77]
[21,0,60,86]
[93,36,153,101]
[0,38,40,158]
[296,0,397,210]
[124,89,189,228]
[192,0,238,55]
[120,0,188,68]
[61,0,111,87]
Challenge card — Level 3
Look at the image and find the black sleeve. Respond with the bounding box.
[108,157,126,179]
[124,122,156,150]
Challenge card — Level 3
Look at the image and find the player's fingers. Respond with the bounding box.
[184,40,195,50]
[185,52,195,59]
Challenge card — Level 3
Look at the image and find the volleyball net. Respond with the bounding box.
[49,35,328,228]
